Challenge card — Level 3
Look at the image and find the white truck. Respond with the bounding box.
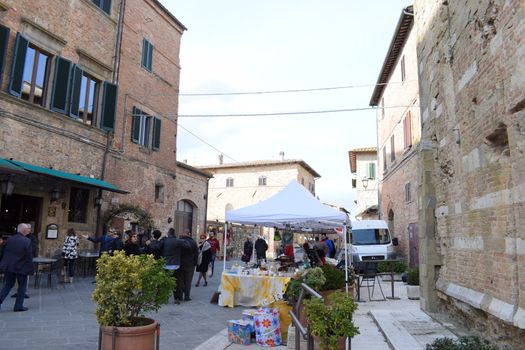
[347,220,398,263]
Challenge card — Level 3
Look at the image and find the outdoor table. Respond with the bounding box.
[78,251,100,277]
[354,259,402,302]
[33,257,58,287]
[218,272,291,308]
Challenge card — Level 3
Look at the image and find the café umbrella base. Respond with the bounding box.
[99,318,159,350]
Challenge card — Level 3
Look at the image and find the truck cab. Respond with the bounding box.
[348,220,397,263]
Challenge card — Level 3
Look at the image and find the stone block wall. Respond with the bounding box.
[415,0,525,346]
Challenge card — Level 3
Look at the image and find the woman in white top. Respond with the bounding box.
[62,228,80,283]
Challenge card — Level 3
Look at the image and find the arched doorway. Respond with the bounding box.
[175,200,194,234]
[388,209,395,237]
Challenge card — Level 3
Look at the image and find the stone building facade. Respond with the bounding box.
[414,0,525,347]
[370,6,421,266]
[348,147,378,220]
[198,159,320,258]
[0,0,208,255]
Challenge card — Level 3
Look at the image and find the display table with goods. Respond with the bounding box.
[218,263,293,308]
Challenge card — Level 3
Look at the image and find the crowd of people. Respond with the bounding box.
[0,223,223,311]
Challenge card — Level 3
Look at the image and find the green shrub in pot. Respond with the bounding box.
[407,267,419,286]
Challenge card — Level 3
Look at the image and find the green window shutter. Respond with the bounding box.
[51,56,72,113]
[152,117,161,150]
[0,25,10,86]
[147,42,153,71]
[131,106,141,143]
[100,81,118,131]
[8,33,29,97]
[69,65,83,118]
[141,39,148,69]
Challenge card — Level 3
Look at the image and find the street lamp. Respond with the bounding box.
[0,179,14,196]
[362,177,369,190]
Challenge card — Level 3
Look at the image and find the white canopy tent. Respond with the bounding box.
[224,180,352,292]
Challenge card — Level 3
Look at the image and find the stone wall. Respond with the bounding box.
[415,0,525,346]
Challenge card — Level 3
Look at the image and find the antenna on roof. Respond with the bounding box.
[279,151,285,161]
[218,154,224,165]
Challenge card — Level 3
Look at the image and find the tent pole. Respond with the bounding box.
[343,223,349,294]
[252,225,257,264]
[223,222,228,272]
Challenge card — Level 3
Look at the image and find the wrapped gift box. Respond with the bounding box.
[227,320,253,345]
[242,309,256,328]
[254,307,282,347]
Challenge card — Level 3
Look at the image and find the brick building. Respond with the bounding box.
[415,0,525,347]
[369,6,421,266]
[0,0,208,255]
[348,147,378,220]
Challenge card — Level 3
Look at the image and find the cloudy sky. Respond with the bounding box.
[161,0,410,216]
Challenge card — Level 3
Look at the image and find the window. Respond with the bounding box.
[309,182,315,194]
[226,177,234,187]
[351,179,357,188]
[403,111,412,149]
[258,176,267,186]
[131,107,161,150]
[0,25,10,85]
[301,177,305,185]
[390,135,396,162]
[78,73,99,125]
[382,147,387,171]
[401,55,406,82]
[9,37,52,106]
[155,184,164,203]
[380,97,385,119]
[68,187,89,223]
[142,38,153,72]
[366,163,376,179]
[92,0,112,15]
[405,182,412,203]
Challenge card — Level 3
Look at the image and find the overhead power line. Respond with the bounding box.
[178,105,417,118]
[179,80,416,96]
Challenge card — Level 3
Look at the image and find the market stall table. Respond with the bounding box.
[218,272,291,308]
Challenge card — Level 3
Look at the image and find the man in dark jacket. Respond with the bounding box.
[161,228,187,304]
[179,229,198,302]
[0,223,34,312]
[255,236,268,264]
[82,228,118,255]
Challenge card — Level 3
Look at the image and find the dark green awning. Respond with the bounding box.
[4,158,128,194]
[0,158,29,174]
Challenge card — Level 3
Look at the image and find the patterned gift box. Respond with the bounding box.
[227,320,253,345]
[254,307,282,347]
[242,309,256,328]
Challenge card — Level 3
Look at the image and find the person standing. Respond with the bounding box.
[62,228,80,283]
[321,233,336,259]
[82,228,118,256]
[179,228,198,301]
[0,223,34,312]
[195,234,212,287]
[255,236,268,264]
[161,228,186,304]
[144,230,163,259]
[242,237,253,264]
[207,231,220,277]
[123,234,141,256]
[314,236,327,265]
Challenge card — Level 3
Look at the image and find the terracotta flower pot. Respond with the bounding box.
[100,317,158,350]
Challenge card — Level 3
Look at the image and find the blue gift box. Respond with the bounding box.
[228,320,253,345]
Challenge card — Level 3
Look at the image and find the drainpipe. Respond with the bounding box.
[204,177,210,233]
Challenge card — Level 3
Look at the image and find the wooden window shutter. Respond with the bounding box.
[152,117,161,150]
[69,65,83,118]
[0,25,10,86]
[51,56,72,113]
[383,147,387,170]
[405,111,412,148]
[131,106,141,143]
[9,33,29,97]
[100,81,118,131]
[148,42,153,70]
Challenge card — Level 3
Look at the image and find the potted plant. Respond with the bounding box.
[93,251,176,350]
[406,267,420,300]
[304,291,360,350]
[286,267,326,303]
[319,264,355,299]
[377,260,407,281]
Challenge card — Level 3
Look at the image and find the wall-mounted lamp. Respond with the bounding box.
[94,196,103,207]
[362,177,369,190]
[0,179,14,196]
[50,188,61,202]
[167,217,172,224]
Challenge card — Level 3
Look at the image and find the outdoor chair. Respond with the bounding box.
[355,261,386,301]
[37,257,65,288]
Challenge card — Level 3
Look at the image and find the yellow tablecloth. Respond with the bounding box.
[218,272,291,308]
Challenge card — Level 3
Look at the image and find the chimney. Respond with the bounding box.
[279,151,285,161]
[218,154,224,165]
[183,159,188,164]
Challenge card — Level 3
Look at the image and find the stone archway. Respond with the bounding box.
[388,209,395,237]
[103,204,154,233]
[175,199,195,235]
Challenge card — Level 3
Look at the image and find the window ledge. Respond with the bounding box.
[79,0,117,24]
[139,146,152,154]
[77,49,113,78]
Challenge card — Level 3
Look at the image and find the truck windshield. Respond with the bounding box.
[351,229,391,245]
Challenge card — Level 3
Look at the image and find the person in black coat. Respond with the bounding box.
[123,234,142,256]
[144,230,163,259]
[255,236,268,264]
[179,228,198,302]
[242,238,253,264]
[161,228,187,304]
[0,223,34,312]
